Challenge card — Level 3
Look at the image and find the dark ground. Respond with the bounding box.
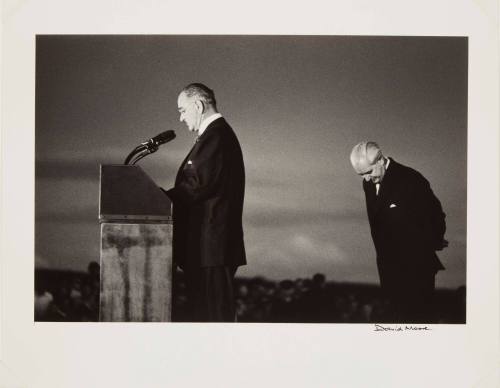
[34,265,466,324]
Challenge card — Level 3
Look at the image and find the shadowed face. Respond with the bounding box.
[352,149,387,184]
[177,92,201,132]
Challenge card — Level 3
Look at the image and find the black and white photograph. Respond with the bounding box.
[35,35,467,324]
[1,1,499,387]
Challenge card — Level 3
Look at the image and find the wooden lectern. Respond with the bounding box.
[99,165,173,322]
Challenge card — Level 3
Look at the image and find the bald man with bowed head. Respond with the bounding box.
[350,142,448,323]
[165,83,246,322]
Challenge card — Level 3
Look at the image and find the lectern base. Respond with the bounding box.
[99,223,172,322]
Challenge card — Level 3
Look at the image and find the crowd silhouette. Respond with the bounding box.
[35,262,100,322]
[35,262,465,323]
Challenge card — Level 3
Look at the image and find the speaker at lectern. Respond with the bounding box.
[98,164,173,322]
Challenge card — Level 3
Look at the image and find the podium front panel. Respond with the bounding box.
[99,222,173,322]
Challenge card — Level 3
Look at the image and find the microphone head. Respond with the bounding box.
[152,130,176,145]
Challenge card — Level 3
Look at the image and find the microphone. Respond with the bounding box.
[124,130,176,165]
[142,130,176,149]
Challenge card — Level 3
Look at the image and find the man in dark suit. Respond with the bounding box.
[350,141,447,323]
[165,83,246,322]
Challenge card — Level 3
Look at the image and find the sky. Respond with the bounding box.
[35,35,467,288]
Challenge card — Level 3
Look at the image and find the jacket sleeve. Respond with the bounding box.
[414,175,447,250]
[166,133,224,205]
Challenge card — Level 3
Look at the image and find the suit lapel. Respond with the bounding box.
[175,140,198,184]
[175,118,224,185]
[364,180,377,224]
[372,158,396,218]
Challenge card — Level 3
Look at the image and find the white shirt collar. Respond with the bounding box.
[198,113,222,137]
[376,158,390,195]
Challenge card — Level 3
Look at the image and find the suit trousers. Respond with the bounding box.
[181,266,238,322]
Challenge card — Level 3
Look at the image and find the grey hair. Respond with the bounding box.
[180,83,217,109]
[350,141,383,166]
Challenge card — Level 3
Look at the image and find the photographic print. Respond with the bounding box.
[35,35,467,324]
[2,1,499,387]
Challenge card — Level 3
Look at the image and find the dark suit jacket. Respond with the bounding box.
[166,117,246,270]
[363,158,445,291]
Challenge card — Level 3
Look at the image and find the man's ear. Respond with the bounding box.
[194,100,204,114]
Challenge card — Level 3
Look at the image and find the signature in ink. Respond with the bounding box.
[374,324,431,332]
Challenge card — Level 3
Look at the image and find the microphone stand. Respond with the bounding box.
[124,141,159,165]
[129,148,151,165]
[124,130,175,165]
[124,145,145,165]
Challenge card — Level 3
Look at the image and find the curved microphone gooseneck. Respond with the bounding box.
[124,130,176,165]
